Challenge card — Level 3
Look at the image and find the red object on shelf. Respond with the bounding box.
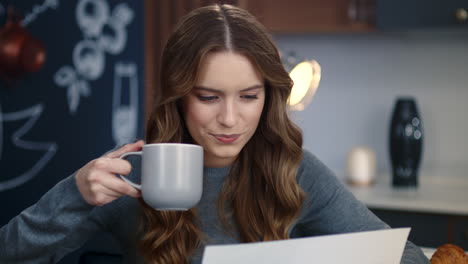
[0,7,46,82]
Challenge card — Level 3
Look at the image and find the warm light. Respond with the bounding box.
[288,60,321,111]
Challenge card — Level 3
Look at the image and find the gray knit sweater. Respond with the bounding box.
[0,150,429,263]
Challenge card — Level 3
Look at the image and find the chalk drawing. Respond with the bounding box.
[98,3,134,55]
[0,104,57,192]
[22,0,59,26]
[112,62,138,146]
[76,0,109,37]
[54,66,91,114]
[0,1,59,192]
[73,40,105,80]
[55,0,134,114]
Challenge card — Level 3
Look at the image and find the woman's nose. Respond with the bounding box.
[217,100,238,127]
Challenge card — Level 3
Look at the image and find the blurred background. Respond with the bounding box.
[0,0,467,263]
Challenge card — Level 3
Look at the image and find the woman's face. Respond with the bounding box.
[183,51,265,168]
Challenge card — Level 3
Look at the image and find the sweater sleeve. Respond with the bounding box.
[294,150,430,264]
[0,174,108,264]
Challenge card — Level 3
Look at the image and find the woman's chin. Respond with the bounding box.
[205,147,241,167]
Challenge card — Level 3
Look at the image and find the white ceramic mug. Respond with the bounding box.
[120,143,204,211]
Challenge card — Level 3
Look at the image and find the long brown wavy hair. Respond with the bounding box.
[140,4,304,263]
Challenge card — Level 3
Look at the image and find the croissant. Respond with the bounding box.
[430,244,468,264]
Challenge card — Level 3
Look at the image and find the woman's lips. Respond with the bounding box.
[212,134,240,144]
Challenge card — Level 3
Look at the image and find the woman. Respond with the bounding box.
[0,4,429,264]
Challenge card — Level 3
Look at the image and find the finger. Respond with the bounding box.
[98,172,141,198]
[105,140,145,159]
[99,184,128,198]
[93,158,133,176]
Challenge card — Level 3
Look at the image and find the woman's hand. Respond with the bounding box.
[75,140,145,206]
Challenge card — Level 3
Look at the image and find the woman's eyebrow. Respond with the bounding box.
[193,84,264,92]
[241,85,264,92]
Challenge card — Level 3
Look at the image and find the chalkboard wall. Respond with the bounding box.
[0,0,145,229]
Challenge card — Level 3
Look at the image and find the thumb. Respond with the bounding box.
[105,140,145,159]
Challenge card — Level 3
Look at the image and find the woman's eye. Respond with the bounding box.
[197,95,218,102]
[241,94,258,100]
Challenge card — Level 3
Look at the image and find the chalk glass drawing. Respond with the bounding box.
[22,0,59,26]
[55,0,135,114]
[112,62,138,146]
[0,103,57,192]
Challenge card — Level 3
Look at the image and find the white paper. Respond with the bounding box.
[202,228,410,264]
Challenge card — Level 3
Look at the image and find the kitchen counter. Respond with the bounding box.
[343,170,468,216]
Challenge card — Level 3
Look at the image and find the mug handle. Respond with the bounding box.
[119,151,142,190]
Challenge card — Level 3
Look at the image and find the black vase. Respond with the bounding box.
[389,97,423,187]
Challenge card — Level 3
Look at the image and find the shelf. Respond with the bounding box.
[345,172,468,215]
